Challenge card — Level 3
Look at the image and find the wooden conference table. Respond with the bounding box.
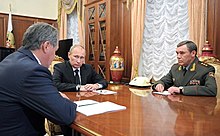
[64,84,220,136]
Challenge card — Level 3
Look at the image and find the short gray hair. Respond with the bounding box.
[177,40,197,54]
[69,44,85,52]
[22,22,58,50]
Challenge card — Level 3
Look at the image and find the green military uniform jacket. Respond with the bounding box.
[154,57,217,96]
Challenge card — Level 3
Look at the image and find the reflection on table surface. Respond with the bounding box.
[64,84,220,136]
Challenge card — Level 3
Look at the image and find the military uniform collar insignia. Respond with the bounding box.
[178,66,182,71]
[178,63,196,71]
[190,63,196,71]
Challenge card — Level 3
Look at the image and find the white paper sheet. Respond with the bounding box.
[75,101,126,116]
[153,91,171,95]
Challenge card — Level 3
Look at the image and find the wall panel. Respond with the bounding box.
[118,0,131,82]
[0,13,57,49]
[12,19,34,48]
[207,0,220,59]
[0,14,7,46]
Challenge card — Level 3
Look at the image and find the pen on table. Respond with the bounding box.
[100,90,106,93]
[78,103,98,107]
[95,90,102,94]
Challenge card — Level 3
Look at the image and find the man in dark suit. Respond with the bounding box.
[0,23,77,136]
[53,44,108,92]
[53,44,107,136]
[152,40,217,96]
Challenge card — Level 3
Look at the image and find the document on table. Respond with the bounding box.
[75,100,126,116]
[93,89,117,95]
[153,91,171,95]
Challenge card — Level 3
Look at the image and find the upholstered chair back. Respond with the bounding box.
[48,55,64,74]
[200,57,220,98]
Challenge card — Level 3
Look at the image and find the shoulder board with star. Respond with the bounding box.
[199,61,212,68]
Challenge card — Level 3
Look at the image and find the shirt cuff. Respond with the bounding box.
[96,83,103,89]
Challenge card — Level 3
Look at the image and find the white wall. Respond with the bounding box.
[0,0,58,19]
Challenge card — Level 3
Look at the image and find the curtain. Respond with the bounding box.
[188,0,207,55]
[62,0,77,14]
[130,0,146,79]
[67,9,79,44]
[77,0,85,47]
[139,0,189,81]
[58,7,67,40]
[127,0,134,9]
[58,0,77,30]
[58,0,85,45]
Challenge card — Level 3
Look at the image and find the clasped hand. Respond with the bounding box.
[155,84,181,94]
[80,84,99,91]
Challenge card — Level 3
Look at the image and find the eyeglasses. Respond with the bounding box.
[73,55,85,60]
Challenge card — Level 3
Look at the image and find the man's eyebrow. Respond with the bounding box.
[176,51,185,54]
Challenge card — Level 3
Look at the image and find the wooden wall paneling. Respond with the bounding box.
[37,18,58,28]
[118,0,131,82]
[85,0,97,5]
[84,3,94,67]
[207,0,220,59]
[207,0,216,56]
[84,0,132,82]
[108,0,120,80]
[13,16,34,48]
[0,13,57,50]
[84,0,116,81]
[213,0,220,59]
[108,0,119,54]
[0,14,6,46]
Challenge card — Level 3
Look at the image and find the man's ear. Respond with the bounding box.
[191,50,196,56]
[41,41,51,54]
[68,52,71,59]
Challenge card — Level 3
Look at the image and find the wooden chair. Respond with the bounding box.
[200,56,220,98]
[199,41,220,97]
[45,119,63,136]
[48,55,65,74]
[45,55,64,136]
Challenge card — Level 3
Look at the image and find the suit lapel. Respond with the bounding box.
[80,65,87,84]
[66,61,75,83]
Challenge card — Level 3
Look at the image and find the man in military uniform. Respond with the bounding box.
[152,40,217,96]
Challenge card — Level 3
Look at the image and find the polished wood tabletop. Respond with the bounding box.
[65,84,220,136]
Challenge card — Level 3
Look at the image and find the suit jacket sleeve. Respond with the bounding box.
[22,65,77,126]
[89,65,108,89]
[152,67,175,90]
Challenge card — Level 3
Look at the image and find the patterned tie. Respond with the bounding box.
[74,69,80,85]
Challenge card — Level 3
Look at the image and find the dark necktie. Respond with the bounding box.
[74,69,80,85]
[183,67,187,76]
